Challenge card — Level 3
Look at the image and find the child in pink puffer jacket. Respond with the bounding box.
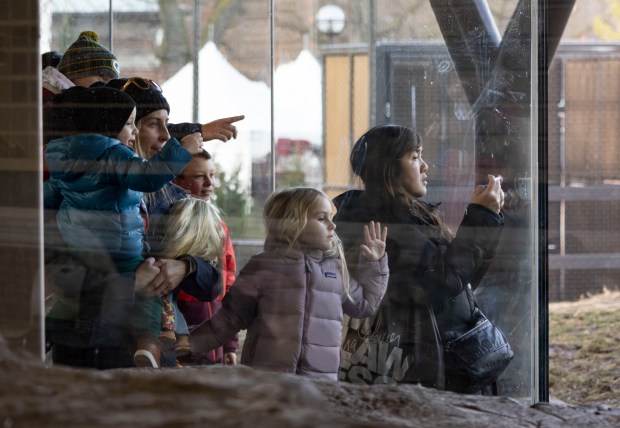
[189,187,389,380]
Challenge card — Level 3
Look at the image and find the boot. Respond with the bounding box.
[174,334,191,358]
[134,335,162,368]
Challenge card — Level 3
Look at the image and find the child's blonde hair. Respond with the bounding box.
[160,197,227,263]
[263,187,351,297]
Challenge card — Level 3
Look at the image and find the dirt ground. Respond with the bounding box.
[1,290,619,427]
[549,288,620,407]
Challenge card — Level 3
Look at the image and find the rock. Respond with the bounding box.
[1,337,619,428]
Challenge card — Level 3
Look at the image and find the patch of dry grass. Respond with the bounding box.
[549,288,620,407]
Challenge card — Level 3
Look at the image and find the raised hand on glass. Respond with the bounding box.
[359,221,388,261]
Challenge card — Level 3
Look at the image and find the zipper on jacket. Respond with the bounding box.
[296,257,312,374]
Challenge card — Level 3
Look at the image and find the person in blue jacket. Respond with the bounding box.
[44,85,203,368]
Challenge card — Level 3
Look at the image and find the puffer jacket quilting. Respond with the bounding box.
[44,134,191,261]
[190,243,388,380]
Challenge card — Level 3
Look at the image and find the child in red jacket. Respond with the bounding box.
[172,150,239,365]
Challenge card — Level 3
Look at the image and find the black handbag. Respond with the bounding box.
[442,284,514,393]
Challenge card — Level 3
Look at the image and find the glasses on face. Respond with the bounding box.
[120,77,162,93]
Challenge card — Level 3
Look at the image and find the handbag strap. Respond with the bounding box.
[464,255,494,319]
[426,303,446,390]
[463,283,476,318]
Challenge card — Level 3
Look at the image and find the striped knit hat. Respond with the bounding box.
[57,31,120,81]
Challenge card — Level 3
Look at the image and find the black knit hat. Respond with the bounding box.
[106,77,170,122]
[42,51,62,69]
[57,31,120,81]
[51,86,136,138]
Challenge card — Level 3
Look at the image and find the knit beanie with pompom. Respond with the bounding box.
[57,31,120,81]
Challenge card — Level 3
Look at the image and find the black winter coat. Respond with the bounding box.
[333,190,503,389]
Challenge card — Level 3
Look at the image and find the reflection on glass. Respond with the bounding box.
[312,0,533,399]
[40,0,535,401]
[42,1,271,369]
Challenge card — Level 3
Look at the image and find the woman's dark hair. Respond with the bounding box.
[351,124,421,196]
[351,124,452,240]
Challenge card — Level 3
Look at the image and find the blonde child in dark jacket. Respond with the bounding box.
[157,196,227,355]
[189,187,389,380]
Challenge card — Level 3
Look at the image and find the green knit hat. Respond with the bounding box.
[58,31,120,81]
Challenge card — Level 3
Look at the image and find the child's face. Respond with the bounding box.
[298,196,336,251]
[173,157,217,200]
[117,107,138,150]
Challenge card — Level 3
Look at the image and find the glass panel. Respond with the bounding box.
[43,0,271,369]
[38,0,537,401]
[303,0,535,400]
[44,0,271,238]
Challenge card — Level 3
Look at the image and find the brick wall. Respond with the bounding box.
[0,0,44,358]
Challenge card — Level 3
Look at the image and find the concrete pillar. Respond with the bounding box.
[0,1,44,360]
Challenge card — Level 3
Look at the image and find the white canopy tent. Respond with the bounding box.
[273,49,323,146]
[162,41,322,181]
